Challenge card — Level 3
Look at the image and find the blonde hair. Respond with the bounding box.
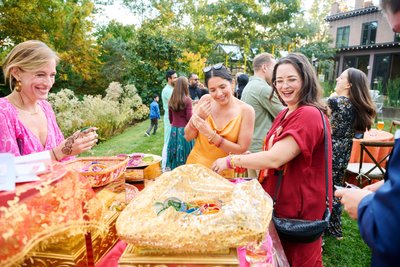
[2,40,60,91]
[253,53,274,72]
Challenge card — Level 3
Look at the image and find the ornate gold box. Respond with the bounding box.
[118,245,239,267]
[124,154,162,182]
[21,209,120,267]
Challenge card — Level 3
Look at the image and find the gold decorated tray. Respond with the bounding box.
[124,154,162,182]
[118,244,239,266]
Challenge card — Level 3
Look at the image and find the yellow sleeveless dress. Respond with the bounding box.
[186,114,242,178]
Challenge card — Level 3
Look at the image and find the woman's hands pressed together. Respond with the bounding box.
[194,95,212,119]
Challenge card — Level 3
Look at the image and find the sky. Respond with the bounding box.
[95,0,381,26]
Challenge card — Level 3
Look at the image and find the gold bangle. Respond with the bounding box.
[51,148,59,161]
[230,155,236,169]
[208,130,217,142]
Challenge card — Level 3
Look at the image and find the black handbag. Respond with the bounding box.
[272,109,331,243]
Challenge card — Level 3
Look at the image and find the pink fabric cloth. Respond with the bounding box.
[0,98,65,156]
[96,240,127,267]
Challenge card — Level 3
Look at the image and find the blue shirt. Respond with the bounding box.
[149,100,160,119]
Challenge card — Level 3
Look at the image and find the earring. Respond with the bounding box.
[14,81,22,92]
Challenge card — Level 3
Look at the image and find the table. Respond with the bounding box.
[349,129,394,164]
[0,163,106,267]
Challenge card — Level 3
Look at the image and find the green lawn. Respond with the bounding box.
[81,119,165,157]
[85,118,372,266]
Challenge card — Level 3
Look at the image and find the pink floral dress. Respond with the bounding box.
[0,98,65,156]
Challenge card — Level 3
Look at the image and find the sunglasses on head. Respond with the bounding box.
[203,63,224,73]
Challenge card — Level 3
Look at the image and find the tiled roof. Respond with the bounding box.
[325,6,379,22]
[337,42,400,52]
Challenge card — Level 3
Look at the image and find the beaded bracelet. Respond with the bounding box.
[51,148,59,161]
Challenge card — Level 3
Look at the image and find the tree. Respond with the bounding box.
[95,21,185,105]
[0,0,103,95]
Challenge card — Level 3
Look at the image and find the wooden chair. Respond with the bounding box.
[343,141,394,187]
[389,120,400,133]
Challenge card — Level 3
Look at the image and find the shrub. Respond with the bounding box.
[321,81,334,97]
[48,82,149,140]
[385,78,400,107]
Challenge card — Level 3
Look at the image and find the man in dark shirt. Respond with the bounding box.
[188,73,208,102]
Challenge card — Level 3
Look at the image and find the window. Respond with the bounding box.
[342,55,369,75]
[336,26,350,48]
[361,21,377,45]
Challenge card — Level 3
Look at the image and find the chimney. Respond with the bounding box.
[331,2,339,15]
[364,0,373,7]
[355,0,364,9]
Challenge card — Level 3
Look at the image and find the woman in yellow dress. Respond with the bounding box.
[185,63,255,178]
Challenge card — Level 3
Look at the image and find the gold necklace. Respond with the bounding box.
[8,96,40,115]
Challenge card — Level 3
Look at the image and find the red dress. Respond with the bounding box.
[261,106,333,267]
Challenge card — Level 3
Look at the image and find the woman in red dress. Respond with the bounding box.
[212,53,332,267]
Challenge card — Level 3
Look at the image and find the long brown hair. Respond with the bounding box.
[346,68,376,131]
[271,53,328,114]
[169,76,189,112]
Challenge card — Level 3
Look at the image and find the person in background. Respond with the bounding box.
[241,53,284,178]
[326,68,375,239]
[188,73,202,101]
[145,94,160,136]
[232,72,243,97]
[235,73,249,100]
[335,1,400,265]
[0,40,98,161]
[188,73,208,103]
[161,70,177,171]
[212,53,332,266]
[166,77,194,170]
[185,63,255,178]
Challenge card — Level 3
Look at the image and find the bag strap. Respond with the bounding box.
[273,109,329,209]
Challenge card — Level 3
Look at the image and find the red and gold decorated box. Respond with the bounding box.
[0,163,106,267]
[21,209,118,267]
[19,173,139,267]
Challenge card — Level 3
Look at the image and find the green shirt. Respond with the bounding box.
[241,76,284,152]
[161,83,173,143]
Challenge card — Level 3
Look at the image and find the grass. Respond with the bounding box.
[84,118,372,266]
[323,213,371,266]
[81,119,165,157]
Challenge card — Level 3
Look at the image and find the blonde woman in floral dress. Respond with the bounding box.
[0,40,98,160]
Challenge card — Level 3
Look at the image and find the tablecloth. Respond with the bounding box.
[349,129,394,164]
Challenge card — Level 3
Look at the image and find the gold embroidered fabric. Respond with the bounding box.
[0,163,106,267]
[116,164,273,254]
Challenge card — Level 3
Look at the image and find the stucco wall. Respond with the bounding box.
[329,11,396,47]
